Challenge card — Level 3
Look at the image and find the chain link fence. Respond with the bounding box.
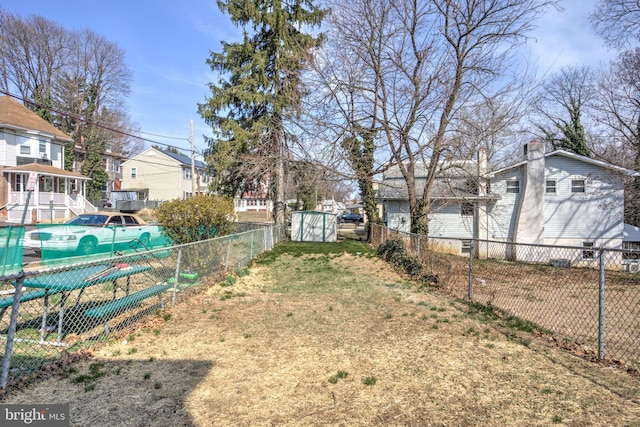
[371,224,640,365]
[0,225,286,392]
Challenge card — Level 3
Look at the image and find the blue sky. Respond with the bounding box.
[3,0,615,160]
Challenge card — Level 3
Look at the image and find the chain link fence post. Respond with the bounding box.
[225,236,232,271]
[1,271,25,390]
[598,247,605,359]
[250,232,254,260]
[468,240,474,302]
[171,248,182,307]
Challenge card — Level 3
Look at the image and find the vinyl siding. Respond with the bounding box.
[543,156,624,239]
[386,200,411,233]
[122,149,184,200]
[487,169,522,240]
[428,202,473,238]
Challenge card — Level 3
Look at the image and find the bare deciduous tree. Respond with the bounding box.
[531,65,594,156]
[0,10,68,118]
[592,49,640,225]
[590,0,640,49]
[312,0,553,234]
[0,9,137,199]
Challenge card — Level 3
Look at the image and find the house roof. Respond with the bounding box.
[383,160,478,179]
[377,176,496,201]
[378,160,497,201]
[4,163,90,180]
[0,96,72,143]
[489,150,640,177]
[159,149,206,169]
[624,223,640,242]
[123,147,206,169]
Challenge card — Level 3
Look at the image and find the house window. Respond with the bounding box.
[39,141,46,155]
[15,174,25,192]
[465,179,478,195]
[545,180,556,194]
[131,168,137,179]
[20,144,30,155]
[461,202,474,216]
[506,180,519,193]
[623,242,640,260]
[184,168,192,180]
[571,179,585,193]
[461,240,472,254]
[43,177,53,192]
[114,160,121,173]
[582,242,595,259]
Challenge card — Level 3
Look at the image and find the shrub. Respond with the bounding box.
[155,195,235,244]
[377,238,440,287]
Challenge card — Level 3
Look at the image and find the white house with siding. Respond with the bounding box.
[379,141,640,265]
[0,96,93,223]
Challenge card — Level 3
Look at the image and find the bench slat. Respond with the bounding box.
[83,284,171,318]
[0,290,48,309]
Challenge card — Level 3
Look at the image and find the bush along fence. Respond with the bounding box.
[0,225,286,392]
[370,224,640,366]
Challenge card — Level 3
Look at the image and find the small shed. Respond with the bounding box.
[291,211,337,242]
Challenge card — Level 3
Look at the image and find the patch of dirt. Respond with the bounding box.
[4,252,640,426]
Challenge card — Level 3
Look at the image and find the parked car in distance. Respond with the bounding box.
[338,212,363,224]
[23,212,161,256]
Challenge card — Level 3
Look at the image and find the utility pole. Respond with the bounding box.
[190,119,196,197]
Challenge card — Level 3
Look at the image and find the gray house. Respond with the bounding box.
[378,141,639,263]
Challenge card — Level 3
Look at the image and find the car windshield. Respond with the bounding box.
[66,214,109,226]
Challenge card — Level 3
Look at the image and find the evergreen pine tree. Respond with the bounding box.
[198,0,325,224]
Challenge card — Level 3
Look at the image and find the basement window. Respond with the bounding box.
[582,242,595,259]
[623,242,640,260]
[461,240,472,254]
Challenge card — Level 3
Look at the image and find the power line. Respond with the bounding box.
[0,90,206,154]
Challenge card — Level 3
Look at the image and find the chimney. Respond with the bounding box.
[514,140,545,245]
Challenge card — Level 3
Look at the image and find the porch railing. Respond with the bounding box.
[6,192,95,223]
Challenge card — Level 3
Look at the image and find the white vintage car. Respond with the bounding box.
[23,212,163,256]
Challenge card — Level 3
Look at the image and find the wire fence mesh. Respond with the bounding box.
[371,224,640,365]
[0,225,287,392]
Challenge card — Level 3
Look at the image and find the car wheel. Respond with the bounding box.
[139,233,150,248]
[77,237,97,255]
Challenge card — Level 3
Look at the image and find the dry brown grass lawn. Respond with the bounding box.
[5,242,640,426]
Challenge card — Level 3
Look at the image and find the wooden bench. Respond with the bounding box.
[83,283,171,335]
[0,290,48,322]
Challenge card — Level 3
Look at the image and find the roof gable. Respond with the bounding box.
[490,150,640,177]
[0,96,72,143]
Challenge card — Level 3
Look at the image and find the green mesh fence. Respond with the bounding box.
[0,226,24,276]
[0,225,287,393]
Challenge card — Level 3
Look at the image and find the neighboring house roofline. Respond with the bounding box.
[489,149,640,177]
[122,147,206,169]
[624,223,640,241]
[0,96,73,143]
